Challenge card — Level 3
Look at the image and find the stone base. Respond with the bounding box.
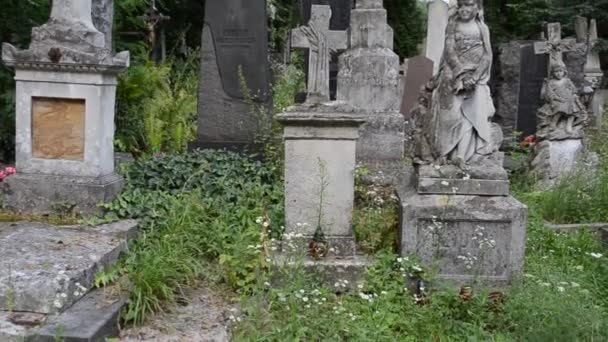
[0,284,128,342]
[1,173,123,215]
[0,220,136,341]
[417,163,509,196]
[273,254,371,290]
[0,220,137,313]
[397,185,527,287]
[530,139,585,181]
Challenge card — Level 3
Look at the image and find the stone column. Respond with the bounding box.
[424,0,449,75]
[337,0,404,184]
[1,0,129,215]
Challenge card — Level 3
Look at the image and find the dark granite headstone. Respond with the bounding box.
[194,0,271,150]
[298,0,354,100]
[400,55,433,119]
[517,42,549,138]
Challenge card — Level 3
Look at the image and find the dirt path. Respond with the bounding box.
[119,283,237,342]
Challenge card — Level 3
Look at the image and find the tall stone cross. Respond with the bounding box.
[534,22,585,71]
[291,5,347,103]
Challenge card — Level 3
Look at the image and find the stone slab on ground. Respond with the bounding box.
[0,220,137,314]
[0,282,128,342]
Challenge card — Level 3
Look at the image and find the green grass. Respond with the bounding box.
[94,148,608,339]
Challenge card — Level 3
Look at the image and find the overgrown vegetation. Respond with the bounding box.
[95,150,283,324]
[115,52,199,156]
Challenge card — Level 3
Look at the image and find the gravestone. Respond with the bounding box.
[1,0,129,214]
[299,0,354,99]
[517,42,550,138]
[400,56,433,119]
[194,0,271,150]
[337,0,404,183]
[495,41,549,142]
[424,0,449,75]
[292,5,348,103]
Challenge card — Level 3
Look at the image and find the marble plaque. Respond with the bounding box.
[32,97,85,160]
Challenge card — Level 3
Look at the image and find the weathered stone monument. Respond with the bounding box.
[0,3,138,340]
[399,0,527,286]
[276,4,367,284]
[496,20,591,144]
[194,0,271,150]
[530,63,591,185]
[1,0,129,214]
[337,0,405,182]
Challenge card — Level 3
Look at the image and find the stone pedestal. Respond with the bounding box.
[276,103,369,284]
[398,185,527,287]
[530,139,589,185]
[1,0,129,215]
[398,158,527,287]
[278,104,364,253]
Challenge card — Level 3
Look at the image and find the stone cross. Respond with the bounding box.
[534,22,585,70]
[291,5,347,103]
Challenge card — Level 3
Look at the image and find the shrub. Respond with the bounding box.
[115,54,198,156]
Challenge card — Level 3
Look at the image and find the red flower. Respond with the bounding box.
[520,135,537,149]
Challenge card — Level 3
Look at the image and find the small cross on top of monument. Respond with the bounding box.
[534,22,585,71]
[291,5,348,104]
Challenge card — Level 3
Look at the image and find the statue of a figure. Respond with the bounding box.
[415,0,497,170]
[537,64,588,140]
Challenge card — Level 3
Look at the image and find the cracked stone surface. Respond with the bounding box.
[0,220,137,314]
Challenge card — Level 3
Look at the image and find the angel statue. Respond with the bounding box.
[415,0,498,170]
[536,63,588,140]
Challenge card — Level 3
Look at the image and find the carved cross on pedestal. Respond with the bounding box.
[291,5,347,103]
[534,22,586,71]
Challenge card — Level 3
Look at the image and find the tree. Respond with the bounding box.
[385,0,426,59]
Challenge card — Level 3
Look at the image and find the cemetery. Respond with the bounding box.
[0,0,607,340]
